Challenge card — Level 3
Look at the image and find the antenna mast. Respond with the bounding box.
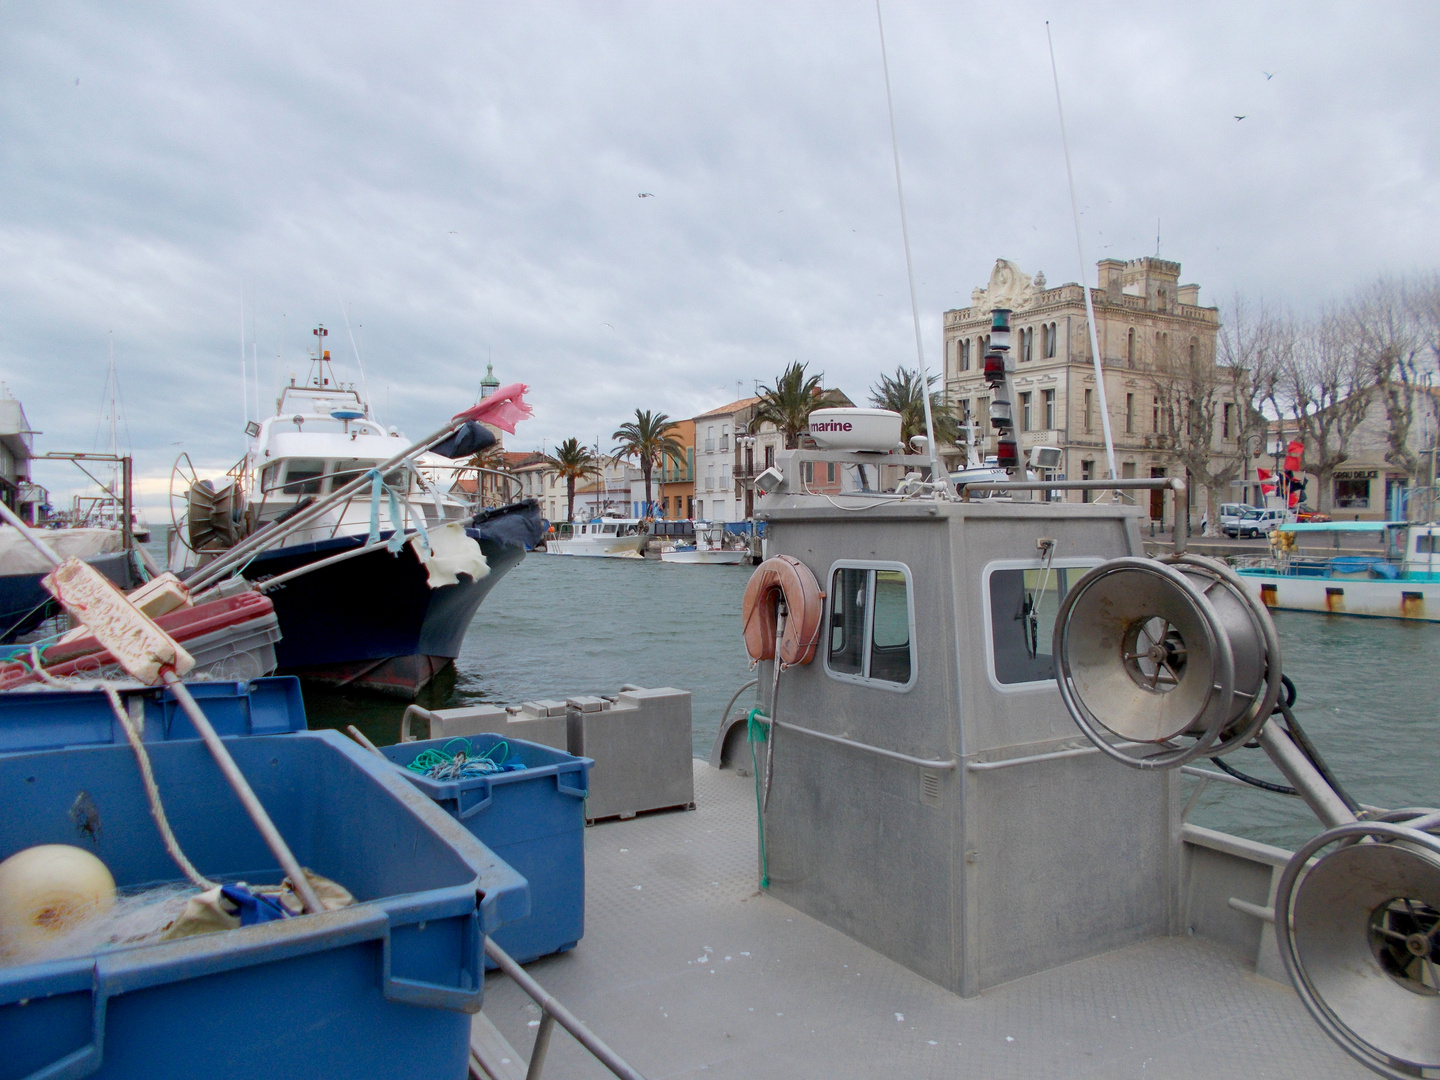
[876,0,951,495]
[1047,22,1118,487]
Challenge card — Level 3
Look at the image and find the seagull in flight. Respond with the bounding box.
[1263,71,1275,80]
[638,192,654,198]
[1234,115,1246,121]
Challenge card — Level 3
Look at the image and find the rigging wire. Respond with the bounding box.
[1045,22,1119,489]
[336,292,372,416]
[239,293,250,428]
[875,0,950,496]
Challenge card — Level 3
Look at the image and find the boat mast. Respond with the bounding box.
[308,325,332,389]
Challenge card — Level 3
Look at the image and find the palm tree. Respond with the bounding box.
[611,409,686,517]
[754,361,846,448]
[869,367,961,447]
[548,437,600,523]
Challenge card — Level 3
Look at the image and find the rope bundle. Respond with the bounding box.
[406,738,519,781]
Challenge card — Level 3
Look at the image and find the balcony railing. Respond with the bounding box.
[718,436,729,452]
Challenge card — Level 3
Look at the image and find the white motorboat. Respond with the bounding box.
[168,329,542,694]
[544,515,648,558]
[1234,519,1440,621]
[659,521,747,564]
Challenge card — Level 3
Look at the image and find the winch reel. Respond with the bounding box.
[1276,819,1440,1078]
[1052,553,1283,770]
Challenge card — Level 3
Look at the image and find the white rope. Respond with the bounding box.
[30,648,215,890]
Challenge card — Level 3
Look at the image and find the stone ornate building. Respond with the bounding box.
[943,257,1246,524]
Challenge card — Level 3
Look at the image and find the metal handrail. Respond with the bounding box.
[752,712,956,770]
[475,938,646,1080]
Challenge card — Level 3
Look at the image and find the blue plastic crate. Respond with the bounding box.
[0,677,307,755]
[382,734,591,966]
[0,729,528,1080]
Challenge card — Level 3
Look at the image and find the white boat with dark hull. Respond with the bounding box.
[1234,520,1440,621]
[544,516,648,558]
[659,521,746,564]
[170,332,541,695]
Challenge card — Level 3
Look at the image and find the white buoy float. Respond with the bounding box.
[0,843,116,955]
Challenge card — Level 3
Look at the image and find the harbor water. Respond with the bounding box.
[302,552,1440,852]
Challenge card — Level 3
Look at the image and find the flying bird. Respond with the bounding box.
[638,192,654,198]
[1264,71,1275,80]
[1234,115,1246,121]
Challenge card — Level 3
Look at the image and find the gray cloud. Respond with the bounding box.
[2,1,1437,507]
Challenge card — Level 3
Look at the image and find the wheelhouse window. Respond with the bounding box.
[329,460,377,491]
[825,563,915,689]
[988,565,1089,685]
[283,459,325,495]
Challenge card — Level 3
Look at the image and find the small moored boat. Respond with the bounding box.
[1233,519,1440,621]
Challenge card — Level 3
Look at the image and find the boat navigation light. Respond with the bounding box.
[989,307,1012,352]
[996,437,1019,470]
[982,349,1009,387]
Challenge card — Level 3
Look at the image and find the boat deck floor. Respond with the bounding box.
[477,761,1368,1079]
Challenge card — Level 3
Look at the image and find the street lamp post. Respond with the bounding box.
[1240,433,1264,506]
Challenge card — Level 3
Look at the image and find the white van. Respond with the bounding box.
[1225,507,1290,539]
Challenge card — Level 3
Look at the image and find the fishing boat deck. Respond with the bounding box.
[477,761,1368,1079]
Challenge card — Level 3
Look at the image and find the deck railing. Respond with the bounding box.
[470,938,646,1080]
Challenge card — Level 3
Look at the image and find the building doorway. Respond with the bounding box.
[1150,467,1166,523]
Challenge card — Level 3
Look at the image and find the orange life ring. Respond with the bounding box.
[742,555,825,667]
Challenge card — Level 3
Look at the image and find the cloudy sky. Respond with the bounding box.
[3,1,1437,512]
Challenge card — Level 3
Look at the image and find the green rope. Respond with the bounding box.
[406,737,510,778]
[746,707,770,889]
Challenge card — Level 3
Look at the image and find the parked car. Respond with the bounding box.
[1225,507,1291,538]
[1201,504,1250,534]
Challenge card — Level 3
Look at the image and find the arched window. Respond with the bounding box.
[1020,327,1034,362]
[1189,338,1197,364]
[1041,323,1057,358]
[959,339,971,371]
[1126,328,1135,366]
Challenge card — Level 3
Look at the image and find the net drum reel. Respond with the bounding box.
[1275,819,1440,1078]
[1052,553,1283,770]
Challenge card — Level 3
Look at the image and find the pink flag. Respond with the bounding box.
[453,383,533,433]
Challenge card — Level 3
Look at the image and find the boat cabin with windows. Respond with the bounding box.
[719,443,1175,995]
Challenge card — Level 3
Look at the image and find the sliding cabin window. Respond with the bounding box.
[985,561,1099,687]
[824,562,916,691]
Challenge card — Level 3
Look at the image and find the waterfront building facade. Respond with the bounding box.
[691,398,757,522]
[653,418,695,520]
[0,390,36,520]
[1277,386,1440,521]
[943,257,1247,526]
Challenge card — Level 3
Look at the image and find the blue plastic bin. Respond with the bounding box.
[382,734,591,966]
[0,677,307,755]
[0,729,528,1080]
